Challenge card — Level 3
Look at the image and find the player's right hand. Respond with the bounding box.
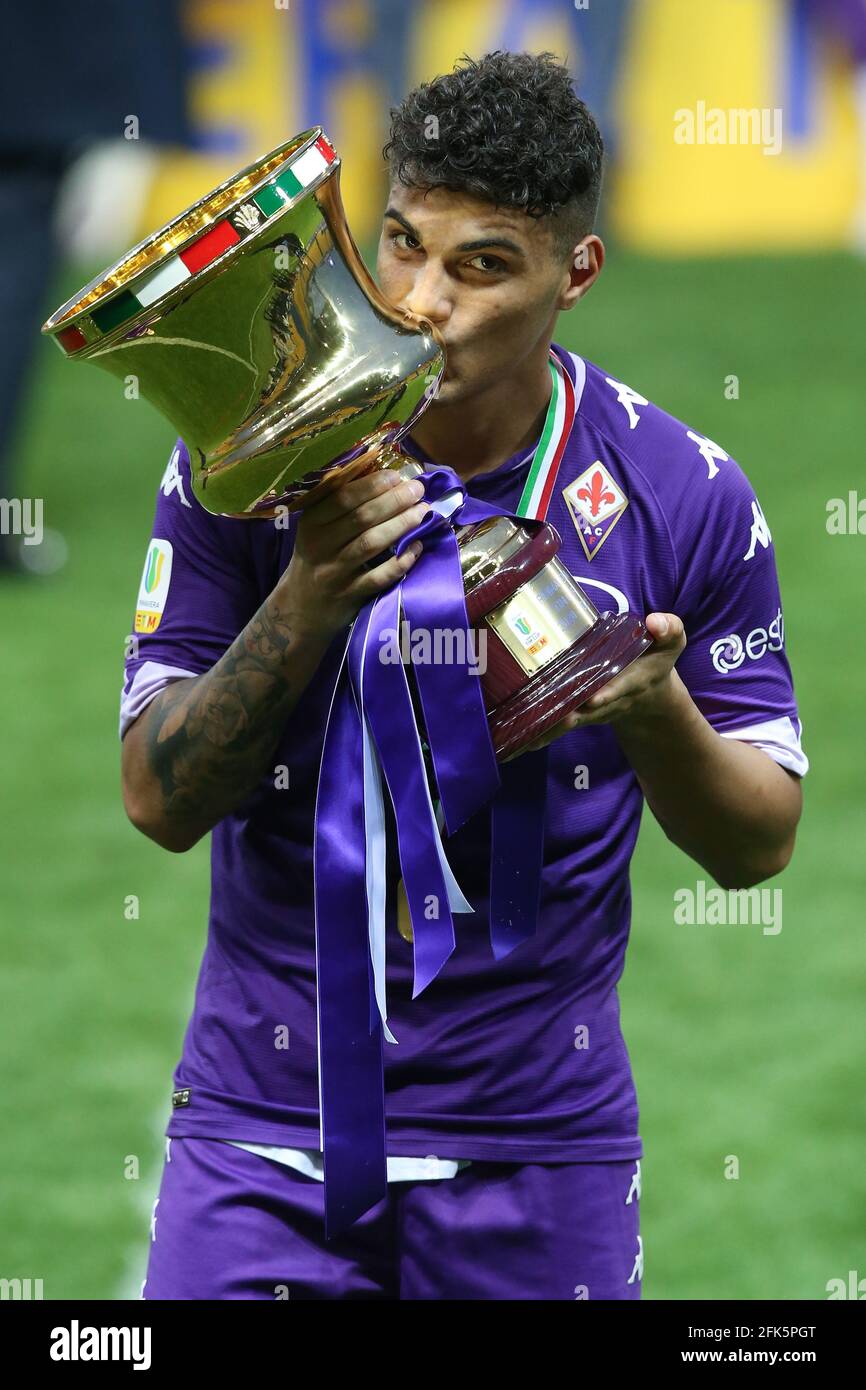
[278,470,430,640]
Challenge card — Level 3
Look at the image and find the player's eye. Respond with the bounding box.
[466,253,506,274]
[390,231,420,252]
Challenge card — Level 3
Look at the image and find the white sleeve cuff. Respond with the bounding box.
[119,660,198,739]
[719,715,809,777]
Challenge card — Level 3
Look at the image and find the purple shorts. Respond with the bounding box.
[142,1137,642,1300]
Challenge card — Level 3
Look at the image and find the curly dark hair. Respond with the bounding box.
[382,50,604,255]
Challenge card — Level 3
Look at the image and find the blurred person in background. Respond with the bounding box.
[1,0,190,576]
[565,0,634,174]
[370,0,635,207]
[804,0,866,248]
[372,0,416,113]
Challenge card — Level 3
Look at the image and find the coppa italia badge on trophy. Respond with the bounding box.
[43,128,651,1235]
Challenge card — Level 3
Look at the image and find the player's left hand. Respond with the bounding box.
[504,612,687,759]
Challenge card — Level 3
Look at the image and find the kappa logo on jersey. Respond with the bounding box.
[743,498,772,561]
[563,462,629,561]
[160,446,191,508]
[710,607,784,673]
[134,539,173,633]
[605,377,648,430]
[686,430,729,480]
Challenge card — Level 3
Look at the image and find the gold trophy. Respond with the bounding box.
[42,127,650,761]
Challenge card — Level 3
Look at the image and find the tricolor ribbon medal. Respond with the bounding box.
[516,349,576,520]
[563,460,628,561]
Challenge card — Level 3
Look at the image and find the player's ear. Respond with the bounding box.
[558,235,604,310]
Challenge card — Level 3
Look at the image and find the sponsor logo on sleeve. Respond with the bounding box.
[710,607,784,672]
[134,539,173,634]
[562,462,629,561]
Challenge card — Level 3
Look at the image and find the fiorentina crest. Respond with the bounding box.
[563,461,629,561]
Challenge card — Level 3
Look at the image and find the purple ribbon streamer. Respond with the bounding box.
[397,510,499,835]
[394,465,549,956]
[313,633,388,1239]
[350,584,457,1000]
[313,463,549,1237]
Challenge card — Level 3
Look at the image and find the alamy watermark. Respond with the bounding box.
[1,1276,44,1299]
[378,621,487,675]
[674,102,783,157]
[826,1270,866,1299]
[674,881,782,935]
[826,492,866,535]
[50,1322,151,1369]
[0,497,43,545]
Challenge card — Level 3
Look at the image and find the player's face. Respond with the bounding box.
[376,184,596,406]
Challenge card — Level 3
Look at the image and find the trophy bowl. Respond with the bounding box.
[41,127,443,514]
[42,126,651,761]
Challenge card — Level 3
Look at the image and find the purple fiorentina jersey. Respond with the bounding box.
[122,344,807,1164]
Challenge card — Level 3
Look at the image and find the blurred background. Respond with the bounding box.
[1,0,864,1300]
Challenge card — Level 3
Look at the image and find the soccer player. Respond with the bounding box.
[122,51,806,1300]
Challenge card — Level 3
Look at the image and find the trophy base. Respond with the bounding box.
[487,612,653,761]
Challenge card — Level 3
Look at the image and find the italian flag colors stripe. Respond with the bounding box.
[68,134,336,350]
[135,255,192,307]
[515,351,576,520]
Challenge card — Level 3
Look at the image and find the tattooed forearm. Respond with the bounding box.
[123,590,334,848]
[124,466,428,850]
[148,614,294,819]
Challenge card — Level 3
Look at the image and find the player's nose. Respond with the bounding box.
[401,266,452,327]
